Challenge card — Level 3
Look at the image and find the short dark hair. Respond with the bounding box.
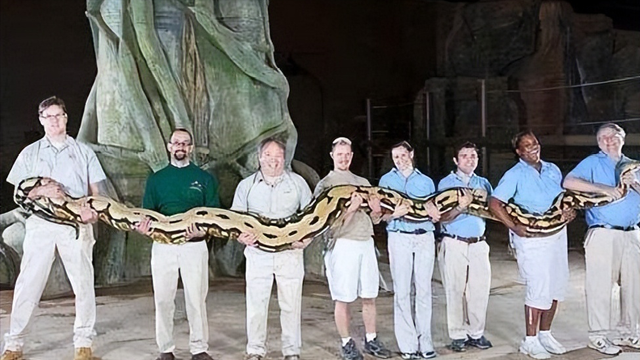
[511,130,537,151]
[258,136,286,155]
[172,128,193,144]
[454,141,478,158]
[38,96,66,115]
[391,140,414,153]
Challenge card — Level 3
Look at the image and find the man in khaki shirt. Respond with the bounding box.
[314,137,391,360]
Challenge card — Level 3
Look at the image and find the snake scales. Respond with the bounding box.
[13,160,639,252]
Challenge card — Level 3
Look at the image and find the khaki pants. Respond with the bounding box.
[244,246,304,357]
[3,216,96,351]
[585,228,640,337]
[438,236,491,340]
[151,241,210,355]
[388,231,435,354]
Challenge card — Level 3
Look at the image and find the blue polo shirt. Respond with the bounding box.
[438,172,493,237]
[567,152,640,227]
[492,159,564,214]
[379,168,436,232]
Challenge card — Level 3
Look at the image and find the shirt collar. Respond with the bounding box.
[39,135,72,149]
[391,167,422,179]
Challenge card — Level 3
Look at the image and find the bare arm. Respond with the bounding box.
[488,197,528,237]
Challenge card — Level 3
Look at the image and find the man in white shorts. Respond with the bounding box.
[314,137,391,360]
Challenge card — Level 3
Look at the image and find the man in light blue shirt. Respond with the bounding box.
[379,141,440,360]
[489,131,572,360]
[563,123,640,355]
[437,142,493,353]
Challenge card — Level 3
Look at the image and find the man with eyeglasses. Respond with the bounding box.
[3,96,106,360]
[135,128,220,360]
[231,137,313,360]
[314,137,392,360]
[563,123,640,355]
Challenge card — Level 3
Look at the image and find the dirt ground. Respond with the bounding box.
[1,243,639,360]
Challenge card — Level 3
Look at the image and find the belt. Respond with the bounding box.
[589,224,640,232]
[442,233,486,244]
[394,229,428,235]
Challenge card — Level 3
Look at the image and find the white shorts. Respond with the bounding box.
[324,237,379,302]
[510,228,569,310]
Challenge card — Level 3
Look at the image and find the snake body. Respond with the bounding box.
[13,160,639,251]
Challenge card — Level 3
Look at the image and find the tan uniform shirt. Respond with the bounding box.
[314,170,373,241]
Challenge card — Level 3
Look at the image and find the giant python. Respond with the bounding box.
[13,160,639,252]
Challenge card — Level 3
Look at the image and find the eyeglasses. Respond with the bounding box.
[40,113,67,120]
[170,141,192,147]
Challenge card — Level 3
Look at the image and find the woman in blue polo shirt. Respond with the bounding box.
[379,141,440,360]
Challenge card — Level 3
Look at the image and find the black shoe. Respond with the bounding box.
[156,353,175,360]
[341,339,363,360]
[364,337,392,359]
[467,335,492,350]
[192,352,214,360]
[448,338,467,352]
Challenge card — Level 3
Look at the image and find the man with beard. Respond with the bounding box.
[2,96,106,360]
[378,141,441,360]
[136,128,220,360]
[489,131,574,360]
[437,142,493,353]
[314,137,392,360]
[563,123,640,355]
[232,137,313,360]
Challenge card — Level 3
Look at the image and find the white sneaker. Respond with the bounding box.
[538,331,566,354]
[588,336,622,355]
[612,336,640,349]
[519,337,551,359]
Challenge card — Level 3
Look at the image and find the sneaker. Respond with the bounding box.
[400,353,421,360]
[341,339,363,360]
[0,350,23,360]
[519,337,551,359]
[612,336,640,349]
[157,353,176,360]
[74,347,93,360]
[588,336,622,355]
[363,337,392,359]
[538,332,566,354]
[244,354,263,360]
[420,351,436,359]
[192,352,214,360]
[283,356,300,360]
[467,335,493,350]
[448,339,467,352]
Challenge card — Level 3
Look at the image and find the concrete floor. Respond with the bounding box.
[1,244,639,360]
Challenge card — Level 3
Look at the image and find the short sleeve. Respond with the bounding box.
[492,169,519,204]
[85,148,107,185]
[567,157,593,182]
[6,150,30,186]
[231,176,252,211]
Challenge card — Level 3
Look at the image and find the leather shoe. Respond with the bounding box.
[192,352,214,360]
[156,353,175,360]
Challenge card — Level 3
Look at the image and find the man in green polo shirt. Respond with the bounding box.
[136,128,220,360]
